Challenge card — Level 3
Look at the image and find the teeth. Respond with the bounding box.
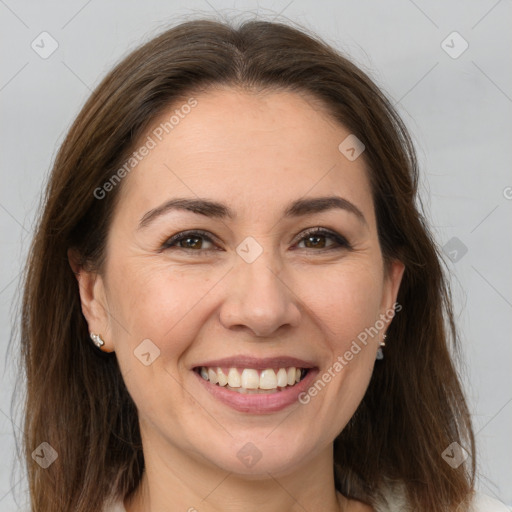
[217,368,228,387]
[198,366,307,391]
[227,368,241,387]
[241,369,260,389]
[259,369,277,390]
[276,368,288,387]
[207,368,218,385]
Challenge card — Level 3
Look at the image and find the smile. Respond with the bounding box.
[192,356,318,413]
[194,366,309,393]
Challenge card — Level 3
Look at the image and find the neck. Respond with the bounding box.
[124,432,345,512]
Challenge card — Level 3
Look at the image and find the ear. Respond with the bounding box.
[67,248,114,352]
[379,258,405,327]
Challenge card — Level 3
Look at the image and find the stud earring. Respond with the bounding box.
[90,332,105,349]
[376,333,387,360]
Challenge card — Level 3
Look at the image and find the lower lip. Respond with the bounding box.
[193,369,319,414]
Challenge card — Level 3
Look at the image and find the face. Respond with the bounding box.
[78,87,404,478]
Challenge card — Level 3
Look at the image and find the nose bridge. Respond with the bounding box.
[235,233,281,284]
[220,239,300,337]
[238,248,281,293]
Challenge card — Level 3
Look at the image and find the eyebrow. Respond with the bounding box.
[138,195,367,230]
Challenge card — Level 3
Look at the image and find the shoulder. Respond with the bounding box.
[100,491,512,512]
[374,480,511,512]
[102,498,126,512]
[469,492,512,511]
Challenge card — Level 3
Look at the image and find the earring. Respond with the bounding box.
[376,333,387,360]
[90,332,105,349]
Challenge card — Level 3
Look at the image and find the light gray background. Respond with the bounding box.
[1,0,511,510]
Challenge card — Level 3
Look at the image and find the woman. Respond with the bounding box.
[17,16,509,512]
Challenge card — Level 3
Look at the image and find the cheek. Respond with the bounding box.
[299,260,382,418]
[107,266,205,420]
[303,259,384,343]
[107,261,224,382]
[110,257,203,329]
[304,265,382,436]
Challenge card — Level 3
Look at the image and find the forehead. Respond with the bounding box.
[115,87,376,229]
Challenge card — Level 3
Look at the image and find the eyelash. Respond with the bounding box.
[160,227,351,254]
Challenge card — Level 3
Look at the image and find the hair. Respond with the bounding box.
[13,15,476,512]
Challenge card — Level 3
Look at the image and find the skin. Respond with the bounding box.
[71,87,404,512]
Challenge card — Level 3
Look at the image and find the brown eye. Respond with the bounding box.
[161,227,351,255]
[161,230,217,252]
[295,228,350,251]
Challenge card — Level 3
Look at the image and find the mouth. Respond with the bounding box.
[193,366,310,394]
[191,356,318,413]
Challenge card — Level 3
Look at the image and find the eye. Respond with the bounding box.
[160,227,351,254]
[160,230,217,253]
[294,227,351,251]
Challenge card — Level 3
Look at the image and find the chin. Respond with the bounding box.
[188,428,321,478]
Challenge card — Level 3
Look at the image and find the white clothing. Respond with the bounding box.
[102,489,512,511]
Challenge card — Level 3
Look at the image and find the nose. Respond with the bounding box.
[219,250,301,338]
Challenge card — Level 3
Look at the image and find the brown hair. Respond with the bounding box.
[13,15,476,512]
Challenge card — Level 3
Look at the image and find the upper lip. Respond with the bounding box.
[192,355,317,371]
